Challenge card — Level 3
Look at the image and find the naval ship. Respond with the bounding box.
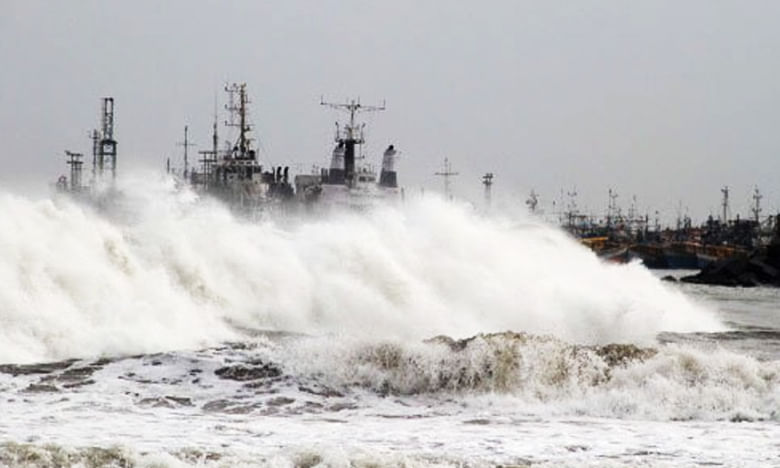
[293,97,400,211]
[184,83,294,214]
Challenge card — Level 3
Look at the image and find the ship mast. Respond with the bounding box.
[752,186,762,224]
[435,157,458,200]
[482,172,494,208]
[721,185,730,224]
[177,125,196,178]
[92,97,117,181]
[566,188,578,229]
[197,98,220,185]
[607,188,618,227]
[225,83,254,160]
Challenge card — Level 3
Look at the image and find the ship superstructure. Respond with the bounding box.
[294,97,400,210]
[188,83,293,212]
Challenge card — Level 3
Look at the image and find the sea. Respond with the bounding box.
[0,176,778,467]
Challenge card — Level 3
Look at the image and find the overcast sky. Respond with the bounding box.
[2,1,779,222]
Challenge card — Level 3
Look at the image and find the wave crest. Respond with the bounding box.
[284,331,779,421]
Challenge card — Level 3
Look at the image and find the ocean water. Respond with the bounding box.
[0,177,778,467]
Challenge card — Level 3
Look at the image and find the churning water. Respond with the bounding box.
[0,174,777,467]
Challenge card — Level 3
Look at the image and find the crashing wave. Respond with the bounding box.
[280,331,779,421]
[0,177,722,364]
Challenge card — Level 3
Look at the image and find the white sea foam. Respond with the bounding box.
[0,173,724,363]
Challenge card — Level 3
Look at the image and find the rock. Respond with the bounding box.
[62,379,95,389]
[298,385,344,398]
[0,360,77,376]
[165,395,194,406]
[214,361,281,381]
[681,244,780,287]
[266,396,295,406]
[22,383,59,393]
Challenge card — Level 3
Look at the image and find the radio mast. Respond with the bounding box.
[435,157,458,200]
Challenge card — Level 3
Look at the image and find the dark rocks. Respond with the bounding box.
[164,395,194,406]
[62,379,95,389]
[44,363,102,385]
[327,401,357,412]
[202,399,258,414]
[202,399,232,412]
[1,358,105,392]
[681,244,780,287]
[0,359,77,376]
[22,383,59,393]
[298,385,344,398]
[138,395,193,408]
[266,396,295,406]
[214,361,281,381]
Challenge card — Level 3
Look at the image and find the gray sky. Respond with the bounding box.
[2,1,780,223]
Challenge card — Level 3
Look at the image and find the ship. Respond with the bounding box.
[293,97,400,211]
[185,83,294,215]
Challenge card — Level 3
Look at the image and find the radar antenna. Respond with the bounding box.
[320,97,386,144]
